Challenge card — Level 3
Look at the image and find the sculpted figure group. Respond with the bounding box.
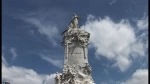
[62,31,89,48]
[55,68,76,84]
[69,13,81,28]
[55,64,92,84]
[83,63,92,76]
[61,13,81,35]
[61,13,90,48]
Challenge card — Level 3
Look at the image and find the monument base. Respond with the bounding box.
[55,65,95,84]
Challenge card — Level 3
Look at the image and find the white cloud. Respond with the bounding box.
[17,9,69,47]
[22,17,59,46]
[2,56,8,66]
[2,56,56,84]
[40,54,63,68]
[104,69,109,75]
[101,80,121,84]
[136,15,148,30]
[100,69,148,84]
[81,15,146,71]
[10,48,17,59]
[109,0,117,5]
[113,56,131,71]
[121,69,148,84]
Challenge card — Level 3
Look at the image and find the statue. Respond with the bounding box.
[83,63,92,75]
[56,14,95,84]
[67,24,72,33]
[69,13,81,28]
[61,13,81,36]
[55,72,61,84]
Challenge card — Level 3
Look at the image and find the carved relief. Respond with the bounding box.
[55,72,61,84]
[62,31,90,48]
[83,63,92,76]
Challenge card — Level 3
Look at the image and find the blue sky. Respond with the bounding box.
[2,0,148,84]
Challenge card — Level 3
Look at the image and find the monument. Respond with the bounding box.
[55,13,95,84]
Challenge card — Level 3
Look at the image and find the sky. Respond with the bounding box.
[2,0,148,84]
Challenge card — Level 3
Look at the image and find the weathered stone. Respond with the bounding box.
[55,13,95,84]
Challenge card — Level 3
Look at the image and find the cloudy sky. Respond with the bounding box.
[2,0,148,84]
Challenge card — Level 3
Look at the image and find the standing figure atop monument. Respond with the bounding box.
[69,13,81,29]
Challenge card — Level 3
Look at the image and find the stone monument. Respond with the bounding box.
[55,13,95,84]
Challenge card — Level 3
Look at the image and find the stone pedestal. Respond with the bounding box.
[55,14,95,84]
